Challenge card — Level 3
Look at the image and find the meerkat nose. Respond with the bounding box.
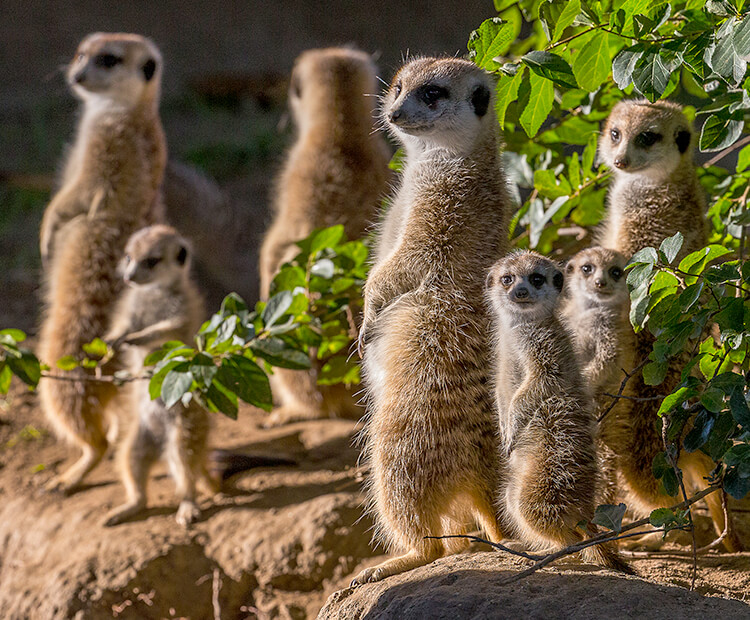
[515,286,529,299]
[614,158,629,169]
[73,70,87,84]
[595,278,607,288]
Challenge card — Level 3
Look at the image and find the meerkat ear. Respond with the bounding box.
[552,270,564,292]
[471,84,490,117]
[142,58,156,82]
[565,261,574,273]
[675,129,691,154]
[485,269,494,290]
[176,245,188,265]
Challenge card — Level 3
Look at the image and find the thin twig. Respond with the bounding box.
[424,534,545,562]
[703,134,750,168]
[212,568,222,620]
[598,358,649,423]
[602,392,666,402]
[40,370,147,384]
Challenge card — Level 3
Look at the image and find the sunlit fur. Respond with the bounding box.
[103,225,212,527]
[259,47,391,427]
[488,251,631,574]
[353,57,512,586]
[596,102,740,551]
[561,247,632,506]
[37,33,167,494]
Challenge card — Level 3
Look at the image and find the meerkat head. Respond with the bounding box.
[565,247,628,307]
[67,32,162,106]
[486,251,564,323]
[288,47,378,134]
[383,57,494,156]
[599,99,693,183]
[121,225,191,288]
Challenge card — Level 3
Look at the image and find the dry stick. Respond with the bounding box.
[40,370,147,385]
[427,485,721,585]
[662,413,698,591]
[597,358,649,423]
[702,134,750,169]
[212,568,222,620]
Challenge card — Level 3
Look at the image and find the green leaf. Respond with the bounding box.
[220,293,249,316]
[495,70,524,127]
[714,297,745,333]
[701,387,725,413]
[699,113,744,152]
[262,291,293,328]
[319,355,361,386]
[250,338,311,370]
[467,17,516,69]
[7,351,41,387]
[659,232,683,264]
[205,382,238,419]
[652,451,680,497]
[739,145,750,173]
[649,507,678,528]
[0,328,26,343]
[724,443,750,466]
[522,51,578,89]
[592,503,627,533]
[730,387,750,427]
[190,353,218,388]
[572,30,611,91]
[518,71,554,138]
[710,19,748,86]
[310,258,335,279]
[612,45,644,89]
[388,149,405,173]
[148,359,186,400]
[678,245,732,276]
[643,361,668,386]
[539,0,581,43]
[658,384,699,416]
[272,265,306,293]
[626,261,654,289]
[629,246,659,267]
[160,369,194,408]
[215,355,272,411]
[724,464,750,500]
[55,355,79,371]
[0,364,12,394]
[309,226,344,256]
[631,50,671,102]
[82,338,108,358]
[679,282,704,312]
[684,410,715,452]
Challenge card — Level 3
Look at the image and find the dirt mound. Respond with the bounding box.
[1,381,750,619]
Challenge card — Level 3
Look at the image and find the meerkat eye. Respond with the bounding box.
[610,128,620,143]
[529,273,546,289]
[610,267,623,280]
[124,254,132,263]
[635,131,661,148]
[145,256,162,269]
[581,264,593,275]
[94,53,122,69]
[420,84,449,106]
[500,275,514,287]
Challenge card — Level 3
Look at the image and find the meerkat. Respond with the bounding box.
[259,47,391,427]
[351,57,511,585]
[102,225,210,526]
[37,32,167,493]
[561,247,632,506]
[488,251,632,573]
[597,100,740,551]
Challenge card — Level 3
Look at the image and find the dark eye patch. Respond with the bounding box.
[418,84,449,106]
[609,267,623,280]
[635,131,662,148]
[471,84,490,117]
[145,256,162,269]
[529,273,545,289]
[94,53,122,69]
[142,58,156,82]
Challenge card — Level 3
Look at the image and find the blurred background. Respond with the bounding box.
[0,1,494,331]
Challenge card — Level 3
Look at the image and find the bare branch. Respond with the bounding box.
[597,358,649,424]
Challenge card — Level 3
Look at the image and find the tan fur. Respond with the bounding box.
[102,225,212,527]
[352,57,510,585]
[37,33,167,493]
[562,247,632,506]
[597,101,740,551]
[489,251,631,574]
[259,47,391,427]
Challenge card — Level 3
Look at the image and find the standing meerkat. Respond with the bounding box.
[597,101,740,551]
[259,47,391,427]
[37,32,167,493]
[561,247,631,506]
[352,57,511,585]
[488,251,631,573]
[103,225,211,526]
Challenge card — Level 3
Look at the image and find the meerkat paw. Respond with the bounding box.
[44,474,81,496]
[104,501,146,526]
[350,565,383,586]
[175,500,200,527]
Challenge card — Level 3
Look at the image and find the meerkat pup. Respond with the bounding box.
[102,225,213,527]
[597,101,740,551]
[37,33,167,493]
[259,47,391,427]
[488,251,631,573]
[352,57,511,585]
[562,247,632,506]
